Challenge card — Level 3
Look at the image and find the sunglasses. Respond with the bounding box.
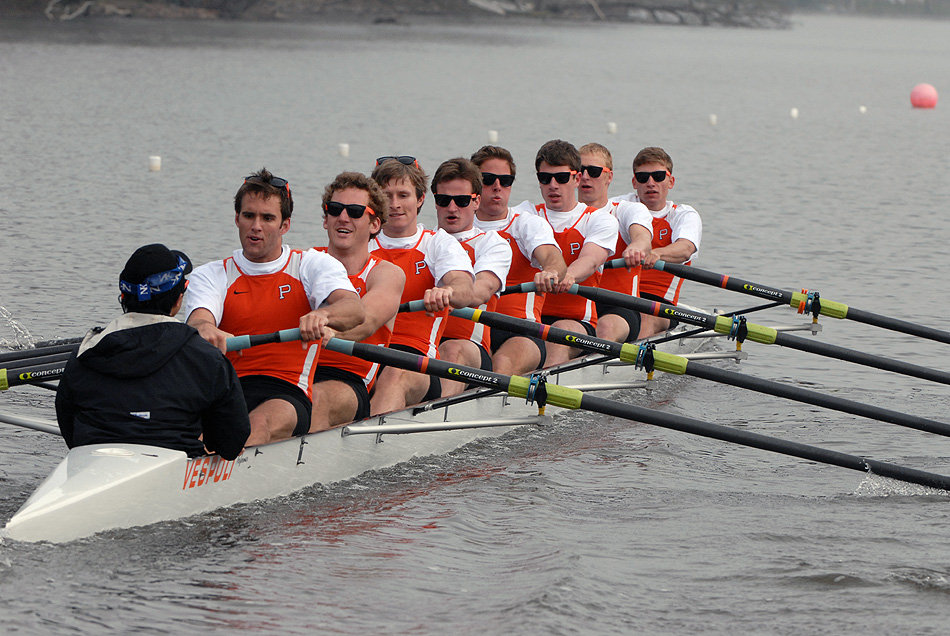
[433,193,476,208]
[634,170,670,184]
[376,155,419,168]
[244,174,291,194]
[324,201,376,219]
[482,172,515,187]
[536,171,577,185]
[580,165,610,178]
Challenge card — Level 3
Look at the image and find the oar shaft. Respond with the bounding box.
[1,363,66,391]
[2,351,74,371]
[578,394,950,491]
[0,343,79,365]
[0,412,60,435]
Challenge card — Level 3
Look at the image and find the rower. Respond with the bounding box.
[311,172,406,431]
[56,244,249,460]
[471,145,566,375]
[368,157,475,414]
[184,169,364,446]
[521,139,619,367]
[432,157,512,397]
[610,147,702,337]
[576,142,653,343]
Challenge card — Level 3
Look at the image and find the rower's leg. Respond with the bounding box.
[595,314,630,343]
[638,313,670,339]
[438,338,483,397]
[543,319,586,368]
[245,399,298,446]
[370,366,433,415]
[310,379,360,433]
[492,336,543,376]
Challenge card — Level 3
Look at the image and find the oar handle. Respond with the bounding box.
[398,300,426,313]
[225,328,302,352]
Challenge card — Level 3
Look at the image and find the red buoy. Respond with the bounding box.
[911,83,938,109]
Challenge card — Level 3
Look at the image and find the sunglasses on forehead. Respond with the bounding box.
[376,155,419,168]
[634,170,671,184]
[536,170,577,185]
[324,201,376,219]
[244,174,291,194]
[433,193,476,208]
[482,172,515,187]
[580,165,610,178]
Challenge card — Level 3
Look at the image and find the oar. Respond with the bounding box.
[324,337,950,492]
[611,258,950,346]
[505,283,950,387]
[0,412,60,435]
[0,343,79,365]
[0,362,66,391]
[443,306,950,439]
[225,328,303,352]
[2,351,73,370]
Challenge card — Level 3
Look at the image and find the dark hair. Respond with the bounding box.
[118,244,191,316]
[470,145,516,178]
[535,139,581,172]
[633,147,673,173]
[431,158,482,196]
[121,288,183,316]
[371,159,428,200]
[234,167,294,222]
[322,171,390,239]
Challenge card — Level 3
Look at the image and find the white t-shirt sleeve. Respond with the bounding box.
[429,229,476,285]
[182,260,228,325]
[300,249,357,307]
[516,214,561,267]
[474,231,512,295]
[585,209,621,254]
[670,204,702,258]
[614,200,654,243]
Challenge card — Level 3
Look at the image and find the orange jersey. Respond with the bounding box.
[640,205,696,304]
[493,213,545,322]
[440,231,503,351]
[219,250,320,399]
[539,204,604,325]
[314,252,392,390]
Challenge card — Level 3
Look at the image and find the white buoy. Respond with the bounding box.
[790,107,799,119]
[488,130,499,143]
[859,105,867,114]
[709,114,718,126]
[607,122,617,134]
[148,156,161,172]
[338,143,350,159]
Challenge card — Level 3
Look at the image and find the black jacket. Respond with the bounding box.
[56,315,250,460]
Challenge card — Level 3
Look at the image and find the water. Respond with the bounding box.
[2,13,950,634]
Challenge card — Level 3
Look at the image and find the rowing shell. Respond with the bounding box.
[2,318,759,544]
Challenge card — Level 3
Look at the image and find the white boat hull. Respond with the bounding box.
[3,331,723,543]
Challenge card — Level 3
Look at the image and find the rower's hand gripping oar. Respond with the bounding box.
[505,282,950,387]
[448,306,950,440]
[324,336,950,493]
[606,258,950,346]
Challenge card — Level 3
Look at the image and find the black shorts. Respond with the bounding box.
[595,302,642,343]
[489,328,547,368]
[240,375,312,437]
[439,338,493,372]
[541,315,597,337]
[639,292,679,330]
[386,343,442,403]
[312,365,371,421]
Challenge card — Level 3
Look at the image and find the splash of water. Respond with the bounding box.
[0,303,36,350]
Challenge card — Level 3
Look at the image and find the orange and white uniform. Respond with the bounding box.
[183,246,355,399]
[611,195,702,304]
[440,227,511,353]
[313,252,392,391]
[525,201,619,325]
[475,208,560,322]
[371,224,474,357]
[598,199,653,296]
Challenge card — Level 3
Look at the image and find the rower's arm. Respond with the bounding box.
[331,262,405,342]
[422,270,475,312]
[532,244,568,291]
[187,307,233,354]
[301,289,364,343]
[644,238,696,268]
[622,224,653,267]
[471,270,504,307]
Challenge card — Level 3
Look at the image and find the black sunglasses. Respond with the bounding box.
[244,174,290,194]
[536,171,577,185]
[376,155,419,168]
[482,172,515,187]
[634,170,670,184]
[433,193,476,208]
[580,165,609,178]
[324,201,376,219]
